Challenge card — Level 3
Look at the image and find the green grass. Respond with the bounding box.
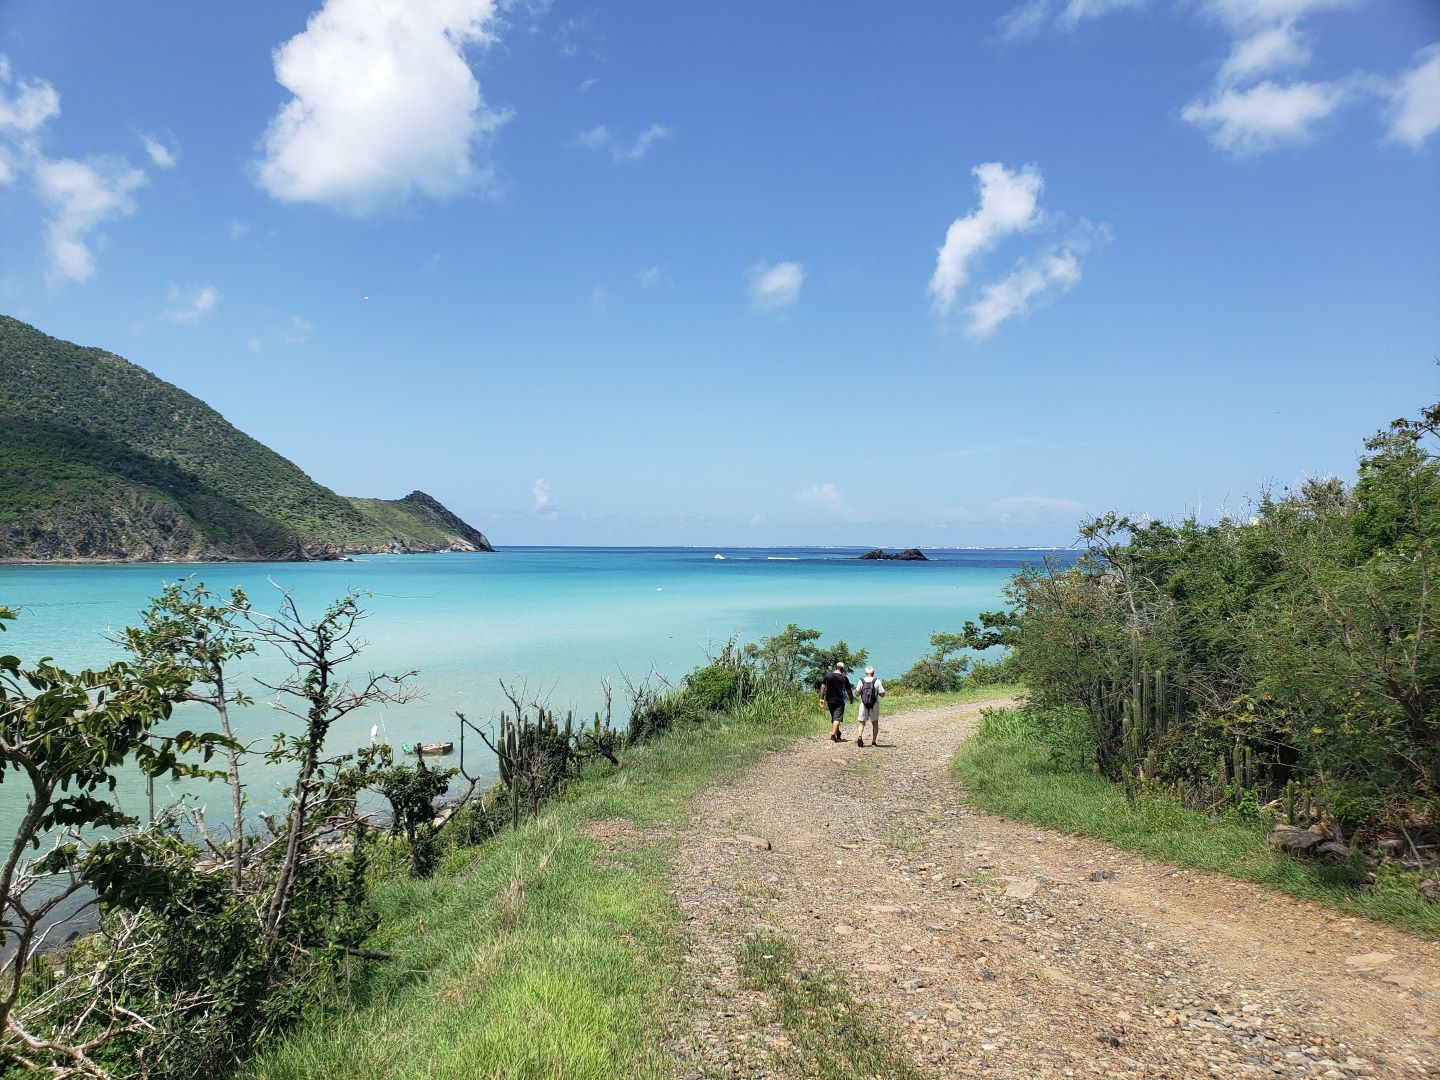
[734,933,924,1080]
[240,685,1011,1079]
[953,707,1440,939]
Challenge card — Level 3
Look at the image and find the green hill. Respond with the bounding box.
[0,316,493,561]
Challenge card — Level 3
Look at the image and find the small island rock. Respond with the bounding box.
[858,548,929,561]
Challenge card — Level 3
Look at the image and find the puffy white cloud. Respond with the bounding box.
[1182,79,1349,153]
[794,483,856,520]
[255,0,511,213]
[34,156,147,284]
[1384,42,1440,149]
[161,283,219,325]
[0,55,60,186]
[0,57,59,136]
[636,265,662,288]
[1216,23,1310,86]
[966,250,1081,340]
[531,479,557,518]
[747,260,805,311]
[929,162,1043,317]
[578,122,671,162]
[142,134,177,168]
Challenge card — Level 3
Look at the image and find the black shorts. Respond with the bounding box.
[827,701,846,724]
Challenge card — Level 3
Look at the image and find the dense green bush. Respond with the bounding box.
[971,401,1440,844]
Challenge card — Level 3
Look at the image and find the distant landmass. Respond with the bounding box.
[0,316,493,562]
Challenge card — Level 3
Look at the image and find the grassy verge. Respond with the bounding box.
[953,707,1440,939]
[241,686,1008,1079]
[735,933,923,1080]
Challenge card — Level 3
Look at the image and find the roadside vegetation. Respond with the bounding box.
[949,400,1440,924]
[0,580,999,1079]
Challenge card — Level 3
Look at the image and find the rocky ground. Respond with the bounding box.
[669,699,1440,1078]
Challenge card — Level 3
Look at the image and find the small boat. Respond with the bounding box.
[402,741,454,756]
[713,553,726,560]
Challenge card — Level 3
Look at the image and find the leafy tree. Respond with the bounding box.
[0,606,233,1076]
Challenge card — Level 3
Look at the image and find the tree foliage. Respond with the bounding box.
[985,401,1440,842]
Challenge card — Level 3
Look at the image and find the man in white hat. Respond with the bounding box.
[855,665,886,746]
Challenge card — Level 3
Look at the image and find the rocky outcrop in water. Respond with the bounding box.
[857,548,929,561]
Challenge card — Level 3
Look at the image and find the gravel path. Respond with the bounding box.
[671,698,1440,1078]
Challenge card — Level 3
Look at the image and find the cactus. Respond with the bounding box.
[1284,780,1296,825]
[1231,744,1244,791]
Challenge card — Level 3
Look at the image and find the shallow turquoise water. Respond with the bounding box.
[0,547,1071,826]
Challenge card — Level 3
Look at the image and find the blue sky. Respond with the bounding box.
[1,0,1437,546]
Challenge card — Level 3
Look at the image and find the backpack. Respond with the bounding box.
[860,678,879,707]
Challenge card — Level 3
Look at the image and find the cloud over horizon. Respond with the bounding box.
[794,483,857,520]
[255,0,511,213]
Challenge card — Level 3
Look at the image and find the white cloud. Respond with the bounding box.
[929,162,1043,317]
[255,0,511,213]
[0,55,60,187]
[966,250,1081,340]
[747,260,805,311]
[247,314,314,351]
[1384,42,1440,149]
[614,123,669,161]
[1182,79,1350,153]
[142,134,177,169]
[998,0,1144,38]
[34,156,147,284]
[636,265,662,288]
[161,283,219,325]
[1056,0,1145,30]
[579,122,671,162]
[532,479,557,517]
[1200,0,1353,33]
[1217,23,1310,87]
[0,56,60,137]
[794,483,856,520]
[997,0,1051,40]
[577,124,609,149]
[578,78,599,94]
[281,315,314,343]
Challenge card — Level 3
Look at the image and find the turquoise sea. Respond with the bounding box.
[0,547,1075,829]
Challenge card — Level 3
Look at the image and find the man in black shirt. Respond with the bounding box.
[820,662,854,743]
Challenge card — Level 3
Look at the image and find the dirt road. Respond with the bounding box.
[671,698,1440,1078]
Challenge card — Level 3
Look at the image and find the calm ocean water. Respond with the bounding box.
[0,547,1075,827]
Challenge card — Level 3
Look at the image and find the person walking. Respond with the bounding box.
[855,665,886,746]
[820,662,854,742]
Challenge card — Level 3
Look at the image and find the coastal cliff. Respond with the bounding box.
[0,316,493,561]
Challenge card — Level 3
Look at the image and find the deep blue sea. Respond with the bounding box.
[0,546,1075,827]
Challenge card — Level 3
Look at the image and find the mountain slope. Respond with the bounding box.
[0,316,493,561]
